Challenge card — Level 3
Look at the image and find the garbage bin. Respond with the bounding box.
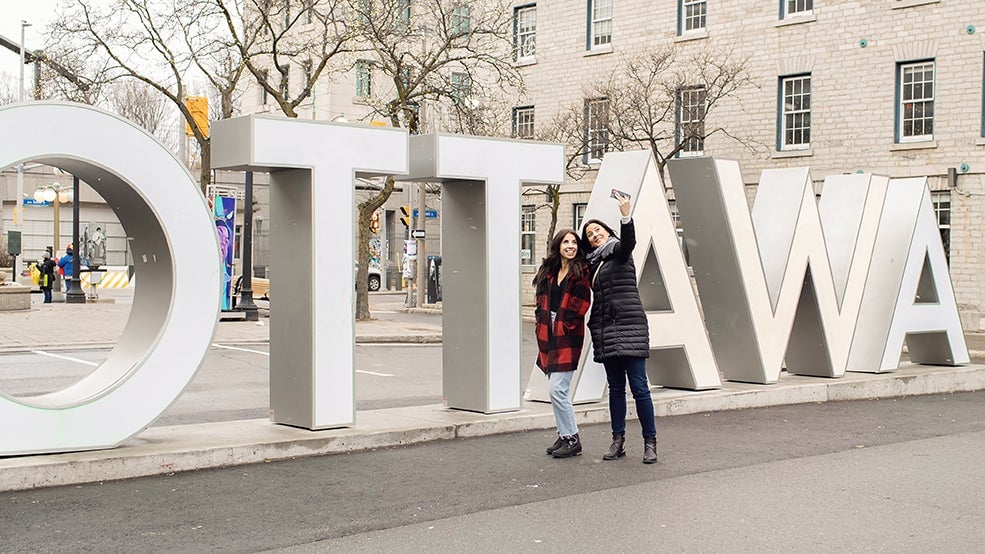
[427,255,441,304]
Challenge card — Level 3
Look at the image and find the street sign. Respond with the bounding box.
[410,229,426,239]
[412,209,438,219]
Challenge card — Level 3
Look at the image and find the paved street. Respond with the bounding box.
[0,291,538,425]
[2,391,983,552]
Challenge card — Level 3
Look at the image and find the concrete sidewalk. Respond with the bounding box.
[2,291,985,492]
[2,362,984,492]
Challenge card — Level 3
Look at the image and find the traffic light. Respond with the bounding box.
[399,205,411,228]
[369,210,381,234]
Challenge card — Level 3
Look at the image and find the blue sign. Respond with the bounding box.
[23,198,51,206]
[412,209,438,219]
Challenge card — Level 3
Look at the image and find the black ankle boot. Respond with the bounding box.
[603,433,626,460]
[546,435,564,455]
[643,437,658,464]
[552,433,582,458]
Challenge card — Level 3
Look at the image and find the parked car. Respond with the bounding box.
[360,264,383,292]
[234,265,382,301]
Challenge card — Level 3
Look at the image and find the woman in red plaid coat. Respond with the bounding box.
[533,229,592,458]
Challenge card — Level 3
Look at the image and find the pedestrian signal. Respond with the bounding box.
[399,205,411,228]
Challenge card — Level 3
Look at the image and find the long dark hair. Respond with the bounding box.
[580,218,618,254]
[532,229,587,290]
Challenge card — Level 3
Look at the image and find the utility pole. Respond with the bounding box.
[416,183,427,307]
[14,21,31,283]
[238,172,259,321]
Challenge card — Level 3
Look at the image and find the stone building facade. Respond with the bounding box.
[509,0,985,329]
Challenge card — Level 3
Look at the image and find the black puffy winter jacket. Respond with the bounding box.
[587,219,650,362]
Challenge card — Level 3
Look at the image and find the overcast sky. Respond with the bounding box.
[1,0,59,94]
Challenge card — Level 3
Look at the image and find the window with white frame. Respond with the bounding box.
[898,60,935,142]
[259,70,269,104]
[680,0,706,33]
[782,0,813,18]
[780,74,811,150]
[451,4,471,35]
[280,65,290,98]
[450,71,471,104]
[513,105,535,139]
[355,61,372,97]
[514,4,536,60]
[521,205,537,265]
[302,59,313,86]
[397,0,411,29]
[584,97,609,163]
[677,86,706,155]
[573,203,587,230]
[932,191,950,263]
[589,0,612,49]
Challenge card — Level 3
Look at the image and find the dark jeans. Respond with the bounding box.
[603,356,656,438]
[41,287,52,303]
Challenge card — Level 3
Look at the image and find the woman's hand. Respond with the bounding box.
[616,191,631,217]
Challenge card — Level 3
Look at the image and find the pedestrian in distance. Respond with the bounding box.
[533,229,592,459]
[38,252,57,304]
[581,190,658,464]
[57,245,74,293]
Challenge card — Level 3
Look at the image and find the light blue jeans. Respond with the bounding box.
[549,370,578,437]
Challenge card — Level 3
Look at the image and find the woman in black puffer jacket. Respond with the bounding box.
[581,191,657,464]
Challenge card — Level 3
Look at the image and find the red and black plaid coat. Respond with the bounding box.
[535,272,592,373]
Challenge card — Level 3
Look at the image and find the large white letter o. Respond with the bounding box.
[0,102,221,455]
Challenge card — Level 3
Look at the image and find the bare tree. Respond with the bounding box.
[528,103,602,244]
[532,45,757,244]
[212,0,357,118]
[599,45,758,178]
[105,79,176,148]
[0,74,16,105]
[46,0,248,192]
[350,0,521,320]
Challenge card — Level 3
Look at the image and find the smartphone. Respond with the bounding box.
[610,188,630,201]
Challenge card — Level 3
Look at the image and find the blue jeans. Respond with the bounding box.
[42,287,52,303]
[604,357,656,438]
[548,371,578,437]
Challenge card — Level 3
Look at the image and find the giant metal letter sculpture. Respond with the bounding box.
[0,102,221,455]
[667,158,967,382]
[211,115,408,428]
[848,178,969,371]
[526,151,720,403]
[402,134,563,413]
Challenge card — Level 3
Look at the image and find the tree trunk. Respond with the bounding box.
[547,184,560,245]
[355,176,396,321]
[198,138,212,196]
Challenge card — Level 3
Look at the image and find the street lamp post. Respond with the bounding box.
[19,21,30,102]
[34,182,75,300]
[67,176,85,303]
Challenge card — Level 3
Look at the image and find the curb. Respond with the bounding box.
[2,363,983,492]
[0,335,445,353]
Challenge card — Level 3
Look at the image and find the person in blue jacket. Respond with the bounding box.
[57,245,75,293]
